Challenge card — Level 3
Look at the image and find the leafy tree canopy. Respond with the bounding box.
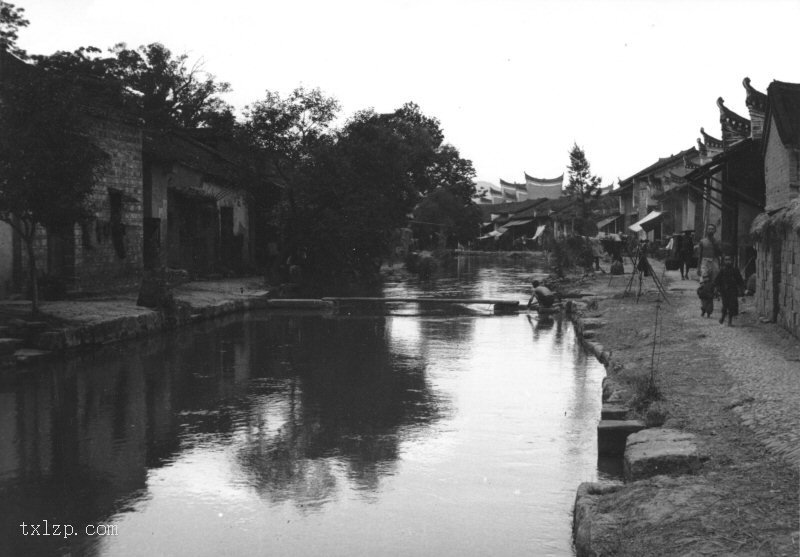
[242,86,340,178]
[0,61,109,311]
[34,42,234,130]
[279,102,478,286]
[0,1,27,57]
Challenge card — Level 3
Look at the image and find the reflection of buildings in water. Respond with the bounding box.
[0,321,259,556]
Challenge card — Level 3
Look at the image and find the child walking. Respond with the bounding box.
[697,273,714,317]
[714,255,745,326]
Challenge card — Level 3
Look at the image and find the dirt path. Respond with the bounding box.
[575,268,799,556]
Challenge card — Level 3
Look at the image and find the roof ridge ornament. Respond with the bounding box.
[743,77,768,112]
[696,137,707,155]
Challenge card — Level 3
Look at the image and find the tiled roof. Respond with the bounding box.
[766,80,800,148]
[619,147,698,186]
[717,97,751,143]
[144,129,239,183]
[144,129,281,189]
[478,198,543,220]
[524,173,564,186]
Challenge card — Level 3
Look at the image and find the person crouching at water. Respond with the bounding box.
[527,280,556,309]
[714,255,745,326]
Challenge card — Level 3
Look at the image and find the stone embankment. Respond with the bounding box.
[564,264,799,556]
[0,278,333,367]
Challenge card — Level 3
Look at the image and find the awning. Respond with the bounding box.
[504,219,533,228]
[532,224,546,240]
[629,211,663,233]
[479,227,509,239]
[596,214,621,229]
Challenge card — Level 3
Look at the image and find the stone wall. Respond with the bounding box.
[754,225,800,338]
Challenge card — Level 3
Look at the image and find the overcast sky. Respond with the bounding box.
[16,0,800,186]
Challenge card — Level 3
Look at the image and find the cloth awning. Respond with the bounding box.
[532,224,546,240]
[504,219,533,228]
[629,211,663,233]
[596,214,621,229]
[479,227,509,239]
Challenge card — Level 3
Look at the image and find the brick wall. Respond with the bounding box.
[72,110,143,291]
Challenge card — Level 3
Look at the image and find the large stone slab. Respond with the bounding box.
[573,482,622,557]
[624,428,701,481]
[581,318,607,330]
[572,476,722,556]
[598,420,646,456]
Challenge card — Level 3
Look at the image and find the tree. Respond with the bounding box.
[277,103,458,287]
[34,42,234,130]
[0,62,108,313]
[412,188,481,249]
[565,142,602,233]
[412,144,480,248]
[0,1,27,57]
[242,86,340,180]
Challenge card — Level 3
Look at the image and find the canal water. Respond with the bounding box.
[0,255,606,557]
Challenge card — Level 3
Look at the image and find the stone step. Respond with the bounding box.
[624,428,702,481]
[14,348,53,366]
[598,420,647,456]
[601,403,629,420]
[0,337,25,356]
[266,299,334,310]
[35,331,66,351]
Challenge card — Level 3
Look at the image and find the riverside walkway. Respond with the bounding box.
[573,261,799,556]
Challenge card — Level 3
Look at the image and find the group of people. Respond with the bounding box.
[692,224,746,326]
[525,224,746,326]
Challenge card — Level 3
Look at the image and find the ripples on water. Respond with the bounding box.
[0,254,606,557]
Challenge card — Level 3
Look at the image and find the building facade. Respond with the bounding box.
[752,80,800,337]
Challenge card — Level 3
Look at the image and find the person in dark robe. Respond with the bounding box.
[714,255,745,326]
[678,231,695,280]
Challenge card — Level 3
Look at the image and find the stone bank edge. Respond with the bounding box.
[1,298,334,367]
[564,297,704,557]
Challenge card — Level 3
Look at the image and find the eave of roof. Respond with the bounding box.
[619,146,698,186]
[523,172,564,185]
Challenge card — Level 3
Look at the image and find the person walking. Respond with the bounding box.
[697,224,721,282]
[678,230,695,280]
[714,255,745,326]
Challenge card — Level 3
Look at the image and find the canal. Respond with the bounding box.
[0,255,607,557]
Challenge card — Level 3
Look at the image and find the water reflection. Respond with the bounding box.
[235,316,446,506]
[0,254,605,557]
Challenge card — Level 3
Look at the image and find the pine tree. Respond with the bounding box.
[565,143,602,224]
